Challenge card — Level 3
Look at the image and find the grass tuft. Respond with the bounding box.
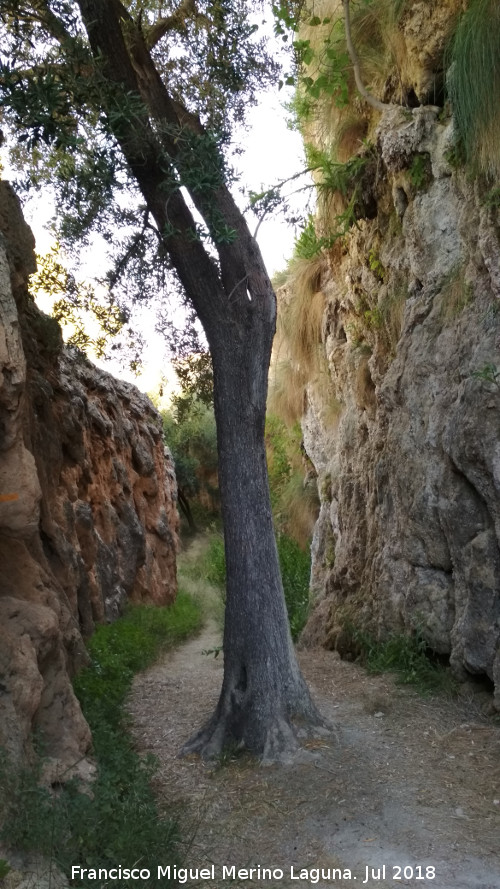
[447,0,500,178]
[276,533,311,640]
[344,622,456,695]
[267,359,308,426]
[278,469,320,549]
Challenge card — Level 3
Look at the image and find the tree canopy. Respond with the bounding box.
[1,0,283,315]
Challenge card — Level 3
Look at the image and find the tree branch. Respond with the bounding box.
[342,0,392,113]
[31,0,76,47]
[145,0,200,49]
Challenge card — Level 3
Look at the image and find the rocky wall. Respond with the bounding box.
[298,106,500,708]
[0,181,179,771]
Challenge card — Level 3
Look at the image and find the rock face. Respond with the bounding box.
[292,13,500,707]
[0,181,179,770]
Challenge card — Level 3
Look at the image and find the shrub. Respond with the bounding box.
[163,399,219,527]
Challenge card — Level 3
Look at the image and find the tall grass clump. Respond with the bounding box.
[447,0,500,178]
[391,0,408,19]
[279,469,320,548]
[269,250,332,429]
[0,596,202,888]
[295,0,402,162]
[267,359,307,426]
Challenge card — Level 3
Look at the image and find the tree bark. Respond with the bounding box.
[183,305,324,762]
[177,487,196,533]
[342,0,392,112]
[75,0,325,761]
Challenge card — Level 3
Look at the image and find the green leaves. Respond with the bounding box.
[292,146,373,259]
[293,38,314,66]
[30,245,126,358]
[294,216,335,260]
[290,17,351,111]
[272,1,302,36]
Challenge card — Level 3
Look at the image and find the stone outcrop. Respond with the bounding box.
[0,181,179,770]
[290,7,500,708]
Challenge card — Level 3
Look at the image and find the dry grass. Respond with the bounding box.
[285,288,325,371]
[267,359,308,426]
[439,264,474,322]
[269,254,328,424]
[299,0,402,162]
[278,255,326,367]
[334,113,370,162]
[279,469,320,548]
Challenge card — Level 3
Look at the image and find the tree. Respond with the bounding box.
[0,0,324,761]
[30,243,129,358]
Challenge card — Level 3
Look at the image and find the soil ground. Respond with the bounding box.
[128,538,500,889]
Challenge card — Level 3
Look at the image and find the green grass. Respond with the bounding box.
[201,532,311,641]
[0,595,202,888]
[203,534,227,589]
[74,594,202,724]
[277,533,311,639]
[447,0,500,177]
[345,623,455,694]
[408,153,431,190]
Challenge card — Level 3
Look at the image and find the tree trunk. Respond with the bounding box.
[75,0,326,762]
[177,486,196,533]
[182,308,324,763]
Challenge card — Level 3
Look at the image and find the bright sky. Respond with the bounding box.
[239,94,308,276]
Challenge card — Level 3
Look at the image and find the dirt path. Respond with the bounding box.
[128,540,500,889]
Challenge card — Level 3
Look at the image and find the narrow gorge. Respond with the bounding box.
[0,0,499,798]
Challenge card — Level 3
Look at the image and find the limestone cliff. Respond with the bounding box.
[284,2,500,707]
[0,181,179,771]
